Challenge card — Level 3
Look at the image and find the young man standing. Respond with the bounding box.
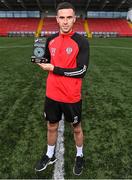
[35,2,90,176]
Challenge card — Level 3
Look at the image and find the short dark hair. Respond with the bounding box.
[56,2,75,14]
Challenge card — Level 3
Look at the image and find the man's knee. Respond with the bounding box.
[73,123,82,134]
[47,122,59,132]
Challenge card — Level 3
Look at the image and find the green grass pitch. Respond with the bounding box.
[0,37,132,179]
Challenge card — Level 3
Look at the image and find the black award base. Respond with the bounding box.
[31,56,48,63]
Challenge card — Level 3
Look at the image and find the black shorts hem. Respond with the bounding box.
[44,97,82,125]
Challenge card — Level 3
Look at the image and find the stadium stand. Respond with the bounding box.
[128,21,132,29]
[73,18,86,35]
[88,18,132,37]
[35,18,44,37]
[41,17,86,36]
[0,0,132,38]
[41,17,59,36]
[0,17,132,37]
[0,18,40,37]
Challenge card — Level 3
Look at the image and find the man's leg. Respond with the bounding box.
[73,122,84,175]
[46,122,59,158]
[35,97,61,171]
[47,122,59,145]
[73,123,84,156]
[35,122,59,172]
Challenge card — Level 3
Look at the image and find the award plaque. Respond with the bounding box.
[31,38,48,63]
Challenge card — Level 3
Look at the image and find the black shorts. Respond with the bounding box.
[44,97,82,126]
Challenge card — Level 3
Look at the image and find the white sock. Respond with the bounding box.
[46,144,55,158]
[76,145,83,157]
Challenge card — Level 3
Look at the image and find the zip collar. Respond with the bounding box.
[59,30,74,37]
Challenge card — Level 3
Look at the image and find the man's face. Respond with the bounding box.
[56,8,76,34]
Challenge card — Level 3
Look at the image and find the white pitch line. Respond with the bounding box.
[53,116,65,180]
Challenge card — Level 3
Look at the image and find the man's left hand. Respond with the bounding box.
[37,63,54,71]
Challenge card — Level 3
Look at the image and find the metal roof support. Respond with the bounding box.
[100,0,109,10]
[17,0,26,10]
[115,0,127,10]
[0,0,12,10]
[85,0,91,11]
[54,0,57,9]
[36,0,43,12]
[0,0,130,12]
[127,0,132,8]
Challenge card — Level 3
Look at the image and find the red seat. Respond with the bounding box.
[0,18,40,36]
[41,17,84,34]
[88,18,132,37]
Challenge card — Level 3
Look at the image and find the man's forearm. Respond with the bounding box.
[53,65,87,78]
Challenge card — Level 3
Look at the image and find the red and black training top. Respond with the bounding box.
[44,31,90,103]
